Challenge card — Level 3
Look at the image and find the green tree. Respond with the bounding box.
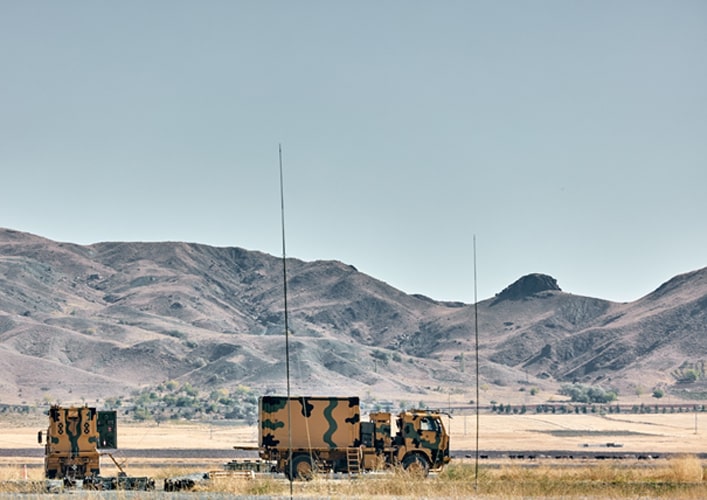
[133,406,151,422]
[181,383,198,397]
[372,350,389,365]
[560,383,617,404]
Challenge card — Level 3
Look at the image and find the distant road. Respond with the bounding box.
[4,448,705,461]
[0,448,251,458]
[453,450,707,460]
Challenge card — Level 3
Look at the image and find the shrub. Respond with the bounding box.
[372,350,389,364]
[560,383,617,403]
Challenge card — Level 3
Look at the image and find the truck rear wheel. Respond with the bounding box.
[402,453,430,477]
[289,454,316,481]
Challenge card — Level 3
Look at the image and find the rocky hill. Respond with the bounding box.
[1,228,705,406]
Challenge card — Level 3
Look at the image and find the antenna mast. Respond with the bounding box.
[473,235,480,488]
[279,144,294,494]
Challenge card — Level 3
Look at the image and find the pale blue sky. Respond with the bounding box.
[1,1,705,303]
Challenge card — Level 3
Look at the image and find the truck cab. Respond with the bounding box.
[371,409,450,475]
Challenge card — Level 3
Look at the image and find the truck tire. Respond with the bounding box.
[402,453,430,477]
[289,454,316,481]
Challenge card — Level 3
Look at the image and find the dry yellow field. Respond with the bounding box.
[0,420,257,475]
[0,413,705,498]
[448,412,705,454]
[1,412,703,456]
[0,420,256,451]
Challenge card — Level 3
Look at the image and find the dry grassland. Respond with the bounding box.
[1,413,705,498]
[3,412,702,452]
[448,412,705,453]
[0,458,705,499]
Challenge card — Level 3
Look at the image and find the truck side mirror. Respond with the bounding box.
[37,431,42,444]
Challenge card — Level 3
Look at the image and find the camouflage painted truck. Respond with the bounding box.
[38,404,153,490]
[257,396,450,479]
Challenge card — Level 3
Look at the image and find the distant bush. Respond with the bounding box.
[560,383,617,404]
[671,361,705,384]
[119,382,258,423]
[372,350,389,365]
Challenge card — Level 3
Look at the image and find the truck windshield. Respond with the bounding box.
[419,417,439,432]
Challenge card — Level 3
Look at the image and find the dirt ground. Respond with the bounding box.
[449,412,704,454]
[1,412,703,455]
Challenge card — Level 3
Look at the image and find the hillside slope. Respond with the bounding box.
[1,228,705,405]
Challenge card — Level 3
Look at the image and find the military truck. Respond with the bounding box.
[38,404,153,490]
[257,396,450,480]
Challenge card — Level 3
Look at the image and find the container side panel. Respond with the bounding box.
[259,396,360,449]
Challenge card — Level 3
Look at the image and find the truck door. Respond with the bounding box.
[418,416,441,448]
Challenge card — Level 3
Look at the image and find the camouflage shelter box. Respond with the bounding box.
[260,396,360,450]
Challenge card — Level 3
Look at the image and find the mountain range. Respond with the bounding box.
[1,227,705,406]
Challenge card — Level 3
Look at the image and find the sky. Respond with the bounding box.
[1,1,706,304]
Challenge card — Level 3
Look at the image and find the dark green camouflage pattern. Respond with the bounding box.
[260,396,360,450]
[43,405,101,479]
[397,410,450,468]
[257,396,450,476]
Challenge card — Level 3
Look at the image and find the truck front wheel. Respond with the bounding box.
[289,454,316,481]
[402,453,430,477]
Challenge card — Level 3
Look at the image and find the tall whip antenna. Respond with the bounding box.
[473,235,480,489]
[279,144,294,495]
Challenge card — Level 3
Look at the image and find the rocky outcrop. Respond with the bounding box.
[491,273,561,305]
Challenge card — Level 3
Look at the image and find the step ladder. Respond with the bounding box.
[346,447,361,476]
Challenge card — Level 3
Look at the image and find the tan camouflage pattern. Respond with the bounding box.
[369,411,393,448]
[260,396,361,450]
[395,410,450,467]
[43,405,101,479]
[258,396,450,477]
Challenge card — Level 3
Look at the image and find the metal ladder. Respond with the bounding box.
[346,447,361,476]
